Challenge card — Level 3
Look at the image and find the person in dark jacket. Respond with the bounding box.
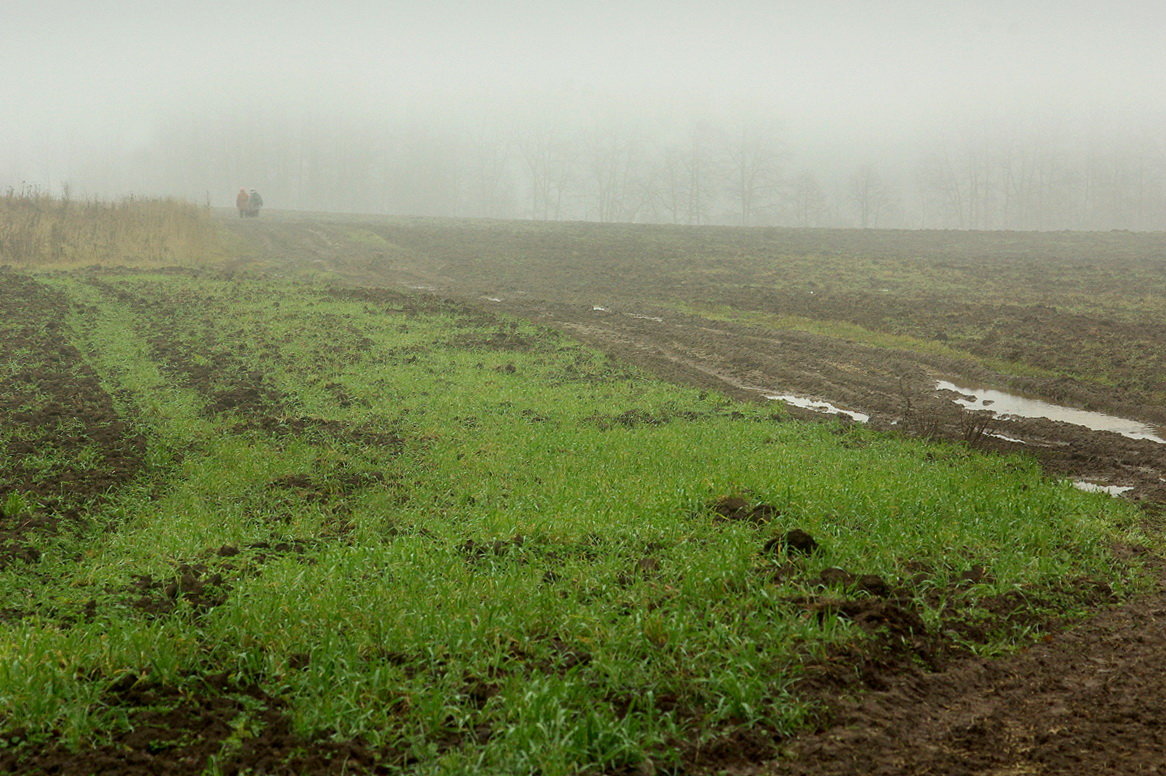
[247,189,264,217]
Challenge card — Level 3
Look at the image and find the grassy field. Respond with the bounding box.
[267,216,1166,410]
[0,264,1149,774]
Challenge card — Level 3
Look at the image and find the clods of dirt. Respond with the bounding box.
[771,569,1166,776]
[266,470,387,502]
[0,672,396,775]
[956,563,994,587]
[587,408,669,429]
[450,326,538,352]
[790,595,929,639]
[813,567,892,598]
[764,529,820,556]
[458,534,527,563]
[0,538,42,571]
[616,555,664,587]
[128,563,229,617]
[0,276,147,522]
[506,634,593,674]
[241,414,404,449]
[712,495,780,524]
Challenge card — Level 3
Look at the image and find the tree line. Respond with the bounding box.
[48,96,1166,231]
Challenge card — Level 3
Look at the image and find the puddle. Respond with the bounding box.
[482,296,503,303]
[1072,481,1135,497]
[986,432,1027,444]
[766,394,870,423]
[592,305,609,312]
[936,380,1166,444]
[402,283,436,291]
[628,313,664,322]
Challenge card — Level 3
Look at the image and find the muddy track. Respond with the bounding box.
[83,277,405,448]
[758,553,1166,775]
[0,274,146,549]
[520,301,1166,506]
[213,213,1166,774]
[221,214,1166,505]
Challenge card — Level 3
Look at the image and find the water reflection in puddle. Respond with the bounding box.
[1073,481,1135,497]
[936,380,1166,444]
[589,305,660,320]
[766,394,870,423]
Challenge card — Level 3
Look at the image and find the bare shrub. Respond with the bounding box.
[960,409,997,449]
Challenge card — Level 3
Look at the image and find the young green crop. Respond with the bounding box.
[0,269,1149,774]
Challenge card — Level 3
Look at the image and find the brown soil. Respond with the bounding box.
[81,275,406,449]
[0,672,395,775]
[217,214,1166,774]
[0,272,146,569]
[754,559,1166,775]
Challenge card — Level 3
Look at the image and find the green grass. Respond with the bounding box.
[0,269,1149,774]
[272,216,1165,406]
[664,300,1061,380]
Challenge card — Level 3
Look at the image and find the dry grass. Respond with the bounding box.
[0,187,223,268]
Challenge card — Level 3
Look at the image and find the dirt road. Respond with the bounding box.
[222,211,1166,774]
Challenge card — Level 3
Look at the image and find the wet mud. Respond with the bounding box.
[0,672,395,775]
[540,304,1166,505]
[84,277,406,450]
[0,274,146,565]
[760,560,1166,776]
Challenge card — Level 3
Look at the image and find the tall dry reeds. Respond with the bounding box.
[0,186,224,267]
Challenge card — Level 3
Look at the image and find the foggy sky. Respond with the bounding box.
[5,0,1166,222]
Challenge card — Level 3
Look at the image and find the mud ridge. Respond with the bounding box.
[0,275,147,540]
[762,566,1166,775]
[0,672,397,775]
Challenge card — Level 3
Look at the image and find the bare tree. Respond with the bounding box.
[459,126,517,219]
[850,164,896,228]
[647,119,717,225]
[723,123,783,226]
[582,120,650,223]
[788,170,829,227]
[515,124,577,220]
[1080,130,1166,230]
[650,144,687,225]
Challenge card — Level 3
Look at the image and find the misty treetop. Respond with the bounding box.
[26,97,1165,231]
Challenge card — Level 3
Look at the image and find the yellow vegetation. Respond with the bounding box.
[0,188,223,268]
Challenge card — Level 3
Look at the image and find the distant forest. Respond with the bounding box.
[14,94,1166,231]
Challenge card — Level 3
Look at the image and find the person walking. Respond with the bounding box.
[247,189,264,217]
[236,188,250,218]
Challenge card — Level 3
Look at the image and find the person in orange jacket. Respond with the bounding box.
[236,188,250,218]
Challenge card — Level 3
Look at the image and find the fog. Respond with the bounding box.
[5,0,1166,229]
